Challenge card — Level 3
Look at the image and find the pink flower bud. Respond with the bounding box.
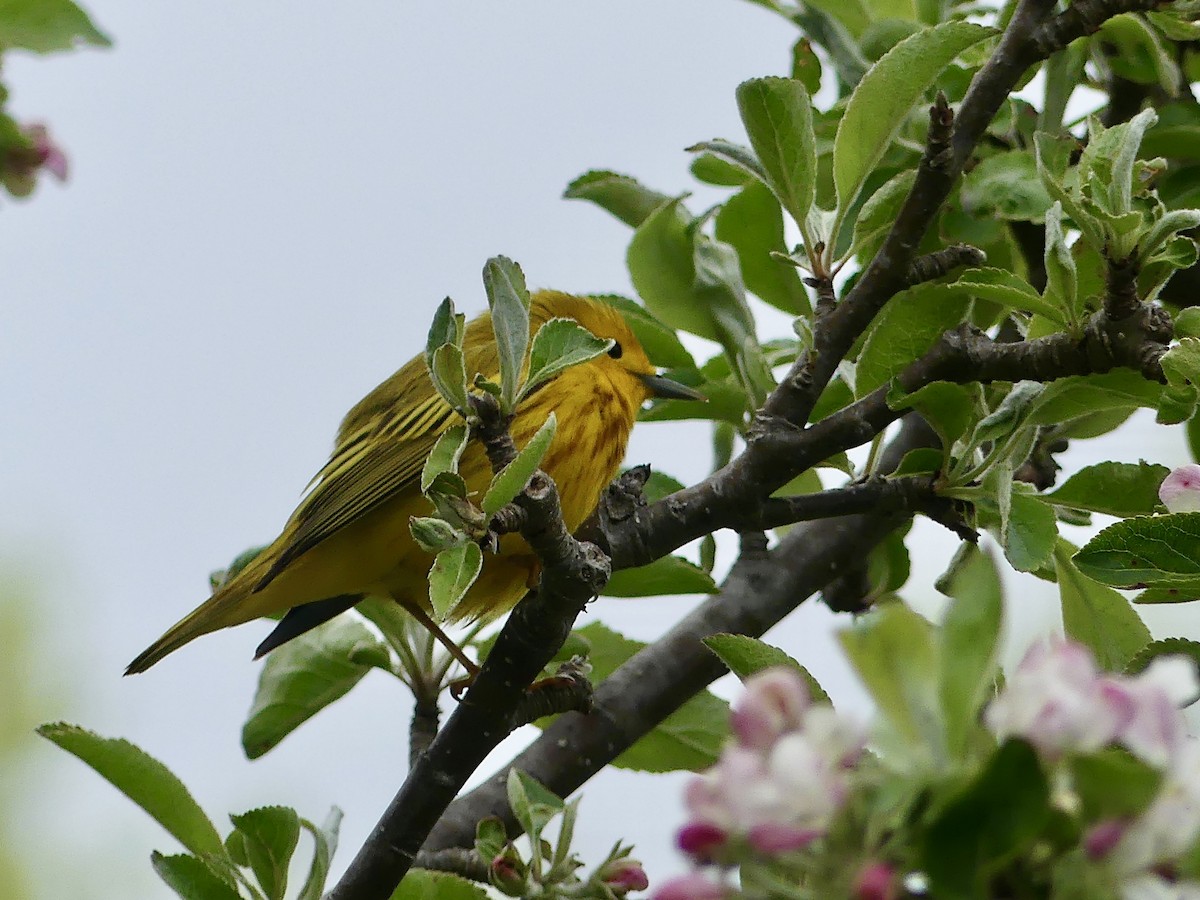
[747,822,820,854]
[653,873,726,900]
[1160,465,1200,514]
[853,862,897,900]
[489,852,525,896]
[21,124,68,181]
[677,821,728,860]
[731,667,811,751]
[1085,819,1127,860]
[599,858,649,893]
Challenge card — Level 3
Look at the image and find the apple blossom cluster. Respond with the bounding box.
[654,667,867,900]
[988,640,1200,899]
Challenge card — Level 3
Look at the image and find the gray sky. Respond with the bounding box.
[2,2,1194,898]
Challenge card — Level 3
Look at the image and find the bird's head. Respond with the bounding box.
[530,291,703,404]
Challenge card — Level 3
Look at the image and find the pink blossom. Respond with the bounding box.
[854,862,898,900]
[1112,743,1200,877]
[747,822,821,854]
[676,822,727,860]
[1160,465,1200,514]
[21,124,68,181]
[731,667,811,751]
[985,640,1131,757]
[653,873,726,900]
[598,858,649,893]
[1085,819,1128,860]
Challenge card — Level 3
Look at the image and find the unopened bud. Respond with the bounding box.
[1085,819,1127,860]
[598,857,649,894]
[853,862,897,900]
[676,822,727,861]
[489,850,526,896]
[653,873,725,900]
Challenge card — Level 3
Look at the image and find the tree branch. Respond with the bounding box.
[328,398,610,900]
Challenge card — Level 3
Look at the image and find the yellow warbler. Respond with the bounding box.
[126,291,700,675]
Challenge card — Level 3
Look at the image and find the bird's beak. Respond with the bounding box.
[640,373,707,401]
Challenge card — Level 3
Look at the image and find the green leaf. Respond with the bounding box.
[390,869,490,900]
[1125,637,1200,678]
[596,294,696,369]
[297,808,342,900]
[690,152,753,187]
[715,180,810,315]
[684,139,768,185]
[627,198,716,340]
[703,633,831,703]
[1176,307,1200,340]
[37,724,226,860]
[1004,490,1058,573]
[242,616,391,759]
[922,740,1051,899]
[640,470,686,503]
[0,0,111,53]
[1057,541,1152,670]
[960,151,1055,223]
[429,542,484,622]
[735,77,818,230]
[421,425,469,493]
[1045,461,1169,517]
[1070,748,1163,819]
[428,343,469,412]
[1140,208,1200,261]
[1161,337,1200,391]
[856,283,970,397]
[574,623,729,772]
[425,297,459,368]
[790,36,823,93]
[563,170,673,229]
[482,413,557,516]
[1074,513,1200,588]
[482,256,531,411]
[1134,586,1200,604]
[603,555,717,597]
[506,768,564,845]
[838,603,941,754]
[834,23,994,215]
[939,545,1003,758]
[1027,370,1162,426]
[229,807,300,900]
[1097,14,1179,93]
[955,267,1067,326]
[1043,202,1079,321]
[888,380,981,453]
[851,170,916,263]
[523,319,613,398]
[150,853,242,900]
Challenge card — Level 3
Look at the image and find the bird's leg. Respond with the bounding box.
[397,599,480,685]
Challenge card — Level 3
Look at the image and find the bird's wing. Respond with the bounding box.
[255,391,457,589]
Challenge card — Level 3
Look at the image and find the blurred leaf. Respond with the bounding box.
[684,139,768,185]
[640,470,686,503]
[0,0,111,52]
[939,545,1003,758]
[856,283,969,397]
[790,37,823,93]
[690,152,752,186]
[482,256,531,411]
[1057,541,1151,670]
[1027,370,1162,426]
[834,23,994,215]
[1074,512,1200,589]
[1070,748,1163,819]
[242,616,391,759]
[482,413,557,516]
[297,808,342,900]
[574,623,729,772]
[38,724,227,861]
[391,869,490,899]
[1097,14,1180,92]
[523,319,613,398]
[421,425,469,493]
[704,633,831,703]
[1134,586,1200,603]
[150,853,241,900]
[736,76,818,229]
[888,381,981,453]
[563,169,673,228]
[228,806,300,900]
[1043,203,1079,320]
[1044,461,1169,516]
[922,740,1050,899]
[715,180,810,315]
[429,542,484,622]
[839,603,941,752]
[603,555,718,597]
[960,152,1054,223]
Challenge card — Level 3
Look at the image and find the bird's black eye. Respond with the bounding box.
[608,341,623,359]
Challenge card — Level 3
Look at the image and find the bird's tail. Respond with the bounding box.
[124,544,283,675]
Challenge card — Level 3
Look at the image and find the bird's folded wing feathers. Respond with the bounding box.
[255,392,457,588]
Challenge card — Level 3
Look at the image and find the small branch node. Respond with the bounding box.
[906,244,987,285]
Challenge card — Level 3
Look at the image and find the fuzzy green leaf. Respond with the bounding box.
[481,413,557,516]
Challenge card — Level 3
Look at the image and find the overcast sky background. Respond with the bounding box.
[2,2,1196,898]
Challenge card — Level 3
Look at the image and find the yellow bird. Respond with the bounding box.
[126,292,701,675]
